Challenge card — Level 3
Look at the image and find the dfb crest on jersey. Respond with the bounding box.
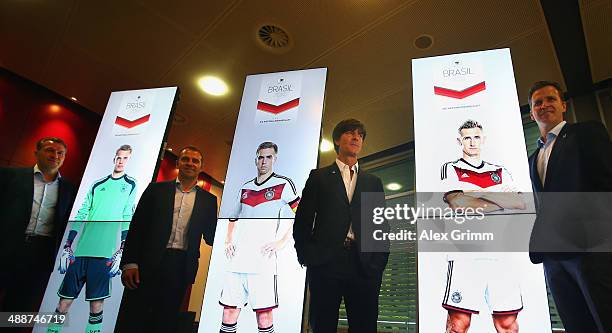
[120,184,127,193]
[451,291,462,303]
[264,189,275,200]
[242,191,248,200]
[490,172,501,183]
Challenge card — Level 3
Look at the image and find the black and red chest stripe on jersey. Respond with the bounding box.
[240,183,285,207]
[453,166,502,188]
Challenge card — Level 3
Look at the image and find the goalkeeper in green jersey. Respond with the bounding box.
[47,145,137,333]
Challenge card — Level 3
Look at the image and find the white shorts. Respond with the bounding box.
[442,257,523,315]
[219,272,278,312]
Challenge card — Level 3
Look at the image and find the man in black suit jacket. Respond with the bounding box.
[0,137,76,313]
[527,81,612,332]
[117,146,217,333]
[294,119,389,333]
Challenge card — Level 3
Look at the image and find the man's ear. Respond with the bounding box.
[457,137,462,146]
[561,101,567,114]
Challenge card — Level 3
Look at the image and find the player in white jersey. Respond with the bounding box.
[441,120,525,333]
[219,142,299,333]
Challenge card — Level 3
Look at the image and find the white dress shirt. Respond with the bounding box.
[166,179,198,250]
[336,158,358,240]
[123,179,199,271]
[25,165,60,237]
[536,121,567,186]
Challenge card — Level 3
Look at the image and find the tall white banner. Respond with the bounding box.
[199,68,326,333]
[35,87,178,333]
[412,49,552,332]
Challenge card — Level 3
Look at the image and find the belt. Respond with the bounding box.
[165,248,187,254]
[24,234,54,243]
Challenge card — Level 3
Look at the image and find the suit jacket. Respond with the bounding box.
[0,167,76,270]
[121,180,217,284]
[528,121,612,263]
[293,162,389,275]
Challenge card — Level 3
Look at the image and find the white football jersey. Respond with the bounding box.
[440,158,515,192]
[226,173,300,273]
[229,173,300,220]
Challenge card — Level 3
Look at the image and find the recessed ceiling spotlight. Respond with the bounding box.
[70,97,78,101]
[320,138,334,152]
[414,34,433,50]
[198,76,229,96]
[49,104,61,113]
[386,182,402,191]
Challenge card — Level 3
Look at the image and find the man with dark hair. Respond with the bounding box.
[46,144,136,333]
[527,81,612,332]
[0,137,76,316]
[294,119,389,332]
[220,141,299,333]
[441,119,525,333]
[331,118,366,153]
[118,146,217,333]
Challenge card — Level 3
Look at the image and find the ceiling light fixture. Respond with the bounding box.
[386,182,402,191]
[49,104,61,113]
[320,139,334,152]
[414,34,434,49]
[70,97,78,101]
[198,76,228,96]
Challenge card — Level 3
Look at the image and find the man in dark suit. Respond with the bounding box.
[117,145,217,333]
[0,137,76,313]
[527,81,612,332]
[294,119,389,333]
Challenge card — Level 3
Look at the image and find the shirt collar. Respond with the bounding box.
[335,158,359,174]
[537,121,566,149]
[175,178,198,193]
[33,164,61,181]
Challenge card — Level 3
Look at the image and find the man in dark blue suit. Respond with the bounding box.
[527,81,612,332]
[294,119,389,333]
[0,137,76,313]
[118,146,217,333]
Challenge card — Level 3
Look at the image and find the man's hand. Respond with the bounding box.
[261,240,286,258]
[225,241,236,259]
[107,248,123,277]
[58,245,74,274]
[121,268,140,290]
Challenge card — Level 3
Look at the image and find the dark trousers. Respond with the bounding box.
[115,249,189,333]
[0,236,55,312]
[544,253,612,333]
[307,248,382,333]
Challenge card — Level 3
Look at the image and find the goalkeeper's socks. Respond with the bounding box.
[258,325,274,333]
[220,322,237,333]
[84,311,103,333]
[46,308,65,333]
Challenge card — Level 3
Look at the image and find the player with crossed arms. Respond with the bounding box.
[440,120,525,333]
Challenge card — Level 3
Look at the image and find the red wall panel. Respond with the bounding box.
[0,68,100,184]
